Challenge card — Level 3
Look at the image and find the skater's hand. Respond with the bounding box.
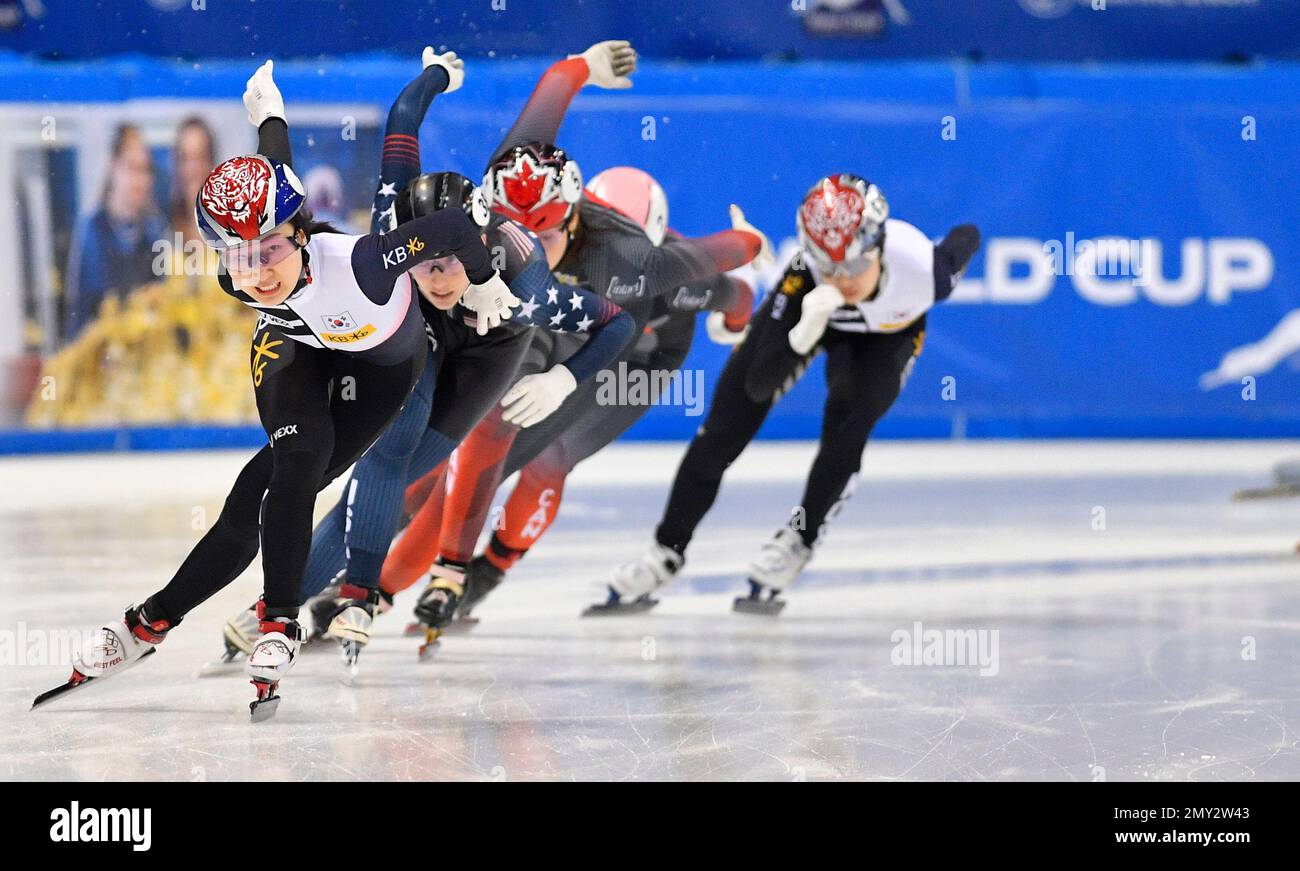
[729,204,774,270]
[706,311,749,346]
[571,40,636,89]
[501,365,578,428]
[788,284,845,355]
[422,47,465,94]
[243,60,286,128]
[462,273,522,335]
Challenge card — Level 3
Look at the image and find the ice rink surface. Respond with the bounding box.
[3,440,1300,781]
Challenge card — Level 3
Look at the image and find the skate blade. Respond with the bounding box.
[31,647,157,710]
[339,642,362,686]
[1233,483,1300,501]
[249,695,281,723]
[732,595,786,616]
[194,656,245,678]
[194,643,246,678]
[581,595,659,617]
[417,628,442,660]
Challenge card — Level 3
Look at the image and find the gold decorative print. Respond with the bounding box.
[406,236,425,256]
[780,275,805,296]
[251,330,284,387]
[321,324,378,344]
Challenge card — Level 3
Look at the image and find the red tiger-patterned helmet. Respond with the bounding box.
[195,154,306,249]
[796,174,889,276]
[482,143,583,232]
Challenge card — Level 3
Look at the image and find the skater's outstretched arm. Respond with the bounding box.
[933,223,980,302]
[488,40,637,164]
[371,49,464,234]
[244,61,293,167]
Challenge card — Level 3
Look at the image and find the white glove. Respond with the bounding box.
[729,204,774,270]
[422,47,465,94]
[788,284,846,355]
[570,40,636,89]
[462,273,522,335]
[501,365,577,428]
[706,311,749,346]
[243,60,286,128]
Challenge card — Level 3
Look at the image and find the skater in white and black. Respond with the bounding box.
[33,61,519,719]
[607,174,980,613]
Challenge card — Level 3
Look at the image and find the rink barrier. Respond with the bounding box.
[4,412,1300,455]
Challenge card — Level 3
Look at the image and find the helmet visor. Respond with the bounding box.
[222,236,301,273]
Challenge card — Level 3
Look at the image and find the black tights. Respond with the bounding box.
[146,326,423,622]
[655,319,924,554]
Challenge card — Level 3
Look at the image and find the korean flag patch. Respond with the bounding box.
[323,311,357,331]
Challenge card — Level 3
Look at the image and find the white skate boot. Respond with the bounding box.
[734,527,811,615]
[246,612,303,722]
[32,604,170,709]
[584,542,684,616]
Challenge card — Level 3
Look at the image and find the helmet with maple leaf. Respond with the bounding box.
[482,143,583,232]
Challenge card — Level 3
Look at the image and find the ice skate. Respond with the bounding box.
[246,609,304,722]
[733,527,810,615]
[413,561,465,659]
[327,583,382,681]
[583,542,682,616]
[32,604,171,709]
[450,554,504,628]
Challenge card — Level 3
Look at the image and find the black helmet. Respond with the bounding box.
[396,171,491,228]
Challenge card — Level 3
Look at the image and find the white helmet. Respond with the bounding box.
[586,166,669,246]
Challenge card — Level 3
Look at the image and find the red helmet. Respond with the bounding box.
[796,174,889,275]
[483,143,583,232]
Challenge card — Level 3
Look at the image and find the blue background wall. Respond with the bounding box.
[2,0,1298,62]
[2,49,1298,449]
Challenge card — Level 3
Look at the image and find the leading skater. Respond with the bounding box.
[33,61,519,719]
[607,174,980,614]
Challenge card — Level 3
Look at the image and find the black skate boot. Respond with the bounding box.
[455,555,505,626]
[413,559,465,659]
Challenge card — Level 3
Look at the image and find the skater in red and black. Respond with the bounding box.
[607,174,980,614]
[367,43,771,635]
[378,167,754,620]
[33,61,518,719]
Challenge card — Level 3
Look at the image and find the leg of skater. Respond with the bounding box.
[741,323,924,608]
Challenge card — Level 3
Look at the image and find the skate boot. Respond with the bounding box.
[246,605,304,722]
[32,603,171,709]
[412,560,465,659]
[326,583,382,678]
[311,572,395,640]
[734,527,811,615]
[455,555,505,625]
[584,542,682,616]
[305,577,345,642]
